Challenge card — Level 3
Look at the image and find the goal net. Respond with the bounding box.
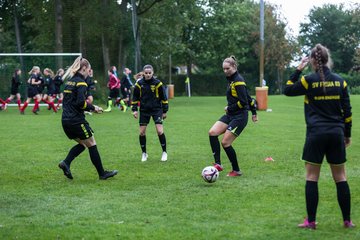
[0,53,81,106]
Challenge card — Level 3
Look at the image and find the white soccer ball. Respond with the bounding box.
[201,166,219,183]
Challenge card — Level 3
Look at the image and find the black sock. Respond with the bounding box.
[305,181,318,222]
[209,136,221,164]
[336,181,351,221]
[223,145,239,171]
[139,135,146,153]
[158,133,166,152]
[88,145,105,176]
[64,144,85,166]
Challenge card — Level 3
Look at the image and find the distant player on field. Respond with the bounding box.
[0,68,22,110]
[131,64,169,162]
[284,44,354,229]
[19,66,42,114]
[208,56,257,177]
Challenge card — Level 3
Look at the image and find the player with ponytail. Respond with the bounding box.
[208,56,258,177]
[285,44,354,229]
[58,57,118,180]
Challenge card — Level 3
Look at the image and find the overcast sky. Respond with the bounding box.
[264,0,358,36]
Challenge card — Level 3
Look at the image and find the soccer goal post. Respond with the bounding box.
[0,53,81,107]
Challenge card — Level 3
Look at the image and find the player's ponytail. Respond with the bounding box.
[63,56,90,80]
[310,44,333,93]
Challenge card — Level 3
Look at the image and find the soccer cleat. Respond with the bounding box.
[298,218,316,229]
[58,161,73,180]
[2,103,7,110]
[103,108,112,112]
[84,111,93,115]
[141,152,148,162]
[99,170,118,180]
[344,220,355,228]
[226,170,242,177]
[161,151,168,161]
[213,163,224,172]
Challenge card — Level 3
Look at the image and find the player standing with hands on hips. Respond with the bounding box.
[58,57,118,180]
[131,65,169,162]
[284,44,354,229]
[208,56,257,177]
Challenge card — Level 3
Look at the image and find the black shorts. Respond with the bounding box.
[27,86,38,98]
[302,127,346,165]
[121,88,129,99]
[219,111,248,136]
[11,86,20,95]
[139,110,163,126]
[62,121,94,140]
[109,88,120,99]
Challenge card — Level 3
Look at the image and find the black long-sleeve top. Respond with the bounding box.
[131,77,168,113]
[226,71,257,116]
[284,67,352,137]
[62,72,95,124]
[11,74,21,87]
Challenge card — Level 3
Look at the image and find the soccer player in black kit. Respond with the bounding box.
[131,65,169,162]
[58,57,118,180]
[284,44,354,229]
[209,56,257,177]
[0,68,22,110]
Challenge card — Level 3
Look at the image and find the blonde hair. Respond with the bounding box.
[223,55,238,69]
[134,71,144,80]
[62,57,90,80]
[44,68,55,78]
[56,68,64,76]
[28,66,40,75]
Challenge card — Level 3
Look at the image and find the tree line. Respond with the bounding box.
[0,0,359,96]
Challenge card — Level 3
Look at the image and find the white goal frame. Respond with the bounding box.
[0,53,82,107]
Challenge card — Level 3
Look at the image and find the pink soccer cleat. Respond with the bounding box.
[344,220,355,228]
[226,170,242,177]
[213,163,224,172]
[298,218,316,229]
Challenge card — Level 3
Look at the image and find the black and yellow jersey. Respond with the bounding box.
[284,67,352,137]
[62,73,95,124]
[131,77,168,113]
[226,71,256,116]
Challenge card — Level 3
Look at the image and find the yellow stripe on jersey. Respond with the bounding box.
[82,101,87,109]
[344,81,348,88]
[300,76,308,90]
[64,90,72,93]
[304,95,309,104]
[286,80,294,85]
[345,116,352,123]
[230,81,246,97]
[76,82,88,87]
[131,101,139,104]
[237,101,243,108]
[233,81,246,87]
[135,83,142,97]
[155,82,163,98]
[162,100,168,104]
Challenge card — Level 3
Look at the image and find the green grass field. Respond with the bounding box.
[0,96,359,239]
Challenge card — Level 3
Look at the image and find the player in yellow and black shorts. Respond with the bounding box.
[59,57,118,180]
[284,44,354,229]
[131,64,169,162]
[208,56,257,177]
